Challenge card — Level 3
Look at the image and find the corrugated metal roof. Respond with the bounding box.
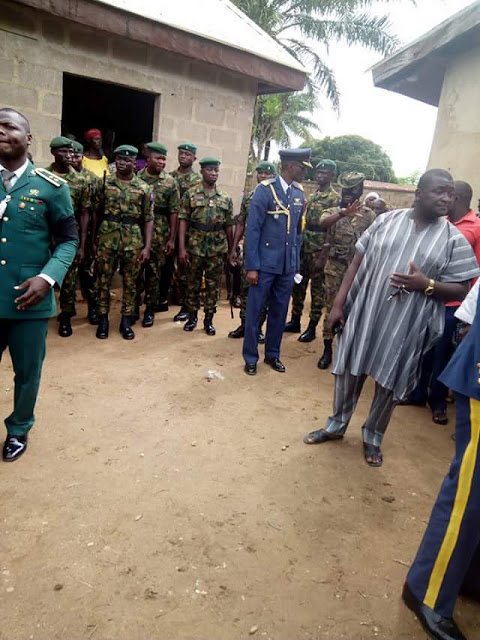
[93,0,306,73]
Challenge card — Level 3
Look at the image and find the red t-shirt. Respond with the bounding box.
[447,209,480,307]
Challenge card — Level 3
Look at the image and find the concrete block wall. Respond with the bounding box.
[0,0,258,210]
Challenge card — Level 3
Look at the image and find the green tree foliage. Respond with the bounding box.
[397,170,421,186]
[305,134,397,183]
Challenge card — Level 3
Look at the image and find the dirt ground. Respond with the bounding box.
[1,291,479,640]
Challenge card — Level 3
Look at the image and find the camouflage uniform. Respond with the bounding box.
[179,184,234,313]
[292,186,339,322]
[168,169,202,302]
[77,167,101,305]
[96,175,154,316]
[46,164,91,316]
[136,169,180,308]
[322,205,376,338]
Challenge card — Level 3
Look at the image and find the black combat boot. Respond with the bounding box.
[120,315,135,340]
[58,312,73,338]
[257,322,266,344]
[204,312,216,336]
[299,320,318,343]
[132,306,140,325]
[174,306,190,322]
[317,339,333,369]
[284,313,301,333]
[142,307,155,328]
[228,320,245,339]
[88,301,99,325]
[184,311,198,332]
[155,299,169,312]
[96,315,109,339]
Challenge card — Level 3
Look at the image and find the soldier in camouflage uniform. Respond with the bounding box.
[316,171,376,369]
[178,157,234,335]
[228,161,276,341]
[71,140,100,325]
[136,142,180,328]
[46,136,91,338]
[285,159,339,342]
[168,142,202,321]
[95,145,154,341]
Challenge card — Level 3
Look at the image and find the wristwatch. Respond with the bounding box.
[338,209,346,218]
[424,278,435,296]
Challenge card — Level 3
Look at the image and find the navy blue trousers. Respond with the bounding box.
[407,393,480,617]
[243,271,293,365]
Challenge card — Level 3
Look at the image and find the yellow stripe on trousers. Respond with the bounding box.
[424,398,480,609]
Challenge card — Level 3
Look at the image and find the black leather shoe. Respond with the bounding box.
[402,583,466,640]
[142,308,155,328]
[257,331,265,344]
[244,363,257,376]
[299,320,317,343]
[96,315,109,339]
[88,303,99,325]
[264,357,286,373]
[184,312,198,331]
[204,312,216,336]
[120,316,135,340]
[155,300,169,312]
[284,314,301,333]
[318,339,333,369]
[58,312,72,338]
[3,435,28,462]
[174,307,190,322]
[228,323,245,339]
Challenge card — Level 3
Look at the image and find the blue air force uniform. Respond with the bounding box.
[242,165,306,365]
[406,291,480,625]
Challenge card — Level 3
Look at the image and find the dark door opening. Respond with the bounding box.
[61,74,156,158]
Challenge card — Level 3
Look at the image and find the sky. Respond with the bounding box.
[294,0,474,178]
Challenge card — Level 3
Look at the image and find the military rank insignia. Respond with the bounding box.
[29,188,40,197]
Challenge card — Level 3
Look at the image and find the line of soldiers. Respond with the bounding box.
[45,134,379,346]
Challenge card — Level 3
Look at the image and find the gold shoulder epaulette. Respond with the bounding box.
[292,181,304,192]
[34,167,67,187]
[261,178,276,186]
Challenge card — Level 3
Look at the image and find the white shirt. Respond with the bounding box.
[455,279,479,325]
[278,175,291,197]
[1,159,55,287]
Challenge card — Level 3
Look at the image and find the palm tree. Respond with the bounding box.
[233,0,415,160]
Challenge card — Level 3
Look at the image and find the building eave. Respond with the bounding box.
[14,0,307,94]
[372,1,480,107]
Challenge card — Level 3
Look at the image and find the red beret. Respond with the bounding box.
[84,128,102,141]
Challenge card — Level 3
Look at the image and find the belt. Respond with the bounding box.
[154,205,169,217]
[190,222,224,232]
[306,223,325,232]
[103,214,141,225]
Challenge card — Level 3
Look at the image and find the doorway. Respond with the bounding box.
[61,74,157,158]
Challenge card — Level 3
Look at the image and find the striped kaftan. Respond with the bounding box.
[332,209,480,399]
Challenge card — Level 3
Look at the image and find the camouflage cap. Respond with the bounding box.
[256,161,276,174]
[147,142,167,155]
[178,142,197,154]
[199,157,221,168]
[316,159,337,173]
[71,141,84,154]
[50,136,73,149]
[114,145,138,158]
[337,171,365,189]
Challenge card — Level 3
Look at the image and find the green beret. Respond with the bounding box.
[337,171,365,189]
[72,141,84,154]
[256,161,276,174]
[147,142,167,155]
[114,145,138,158]
[178,142,197,154]
[199,157,221,168]
[316,159,337,173]
[50,136,73,150]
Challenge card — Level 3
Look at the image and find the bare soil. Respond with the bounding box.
[1,292,479,640]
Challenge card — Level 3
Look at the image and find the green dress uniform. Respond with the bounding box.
[292,185,339,322]
[179,182,234,314]
[136,168,180,309]
[96,174,154,317]
[321,204,376,339]
[46,164,91,316]
[0,162,78,437]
